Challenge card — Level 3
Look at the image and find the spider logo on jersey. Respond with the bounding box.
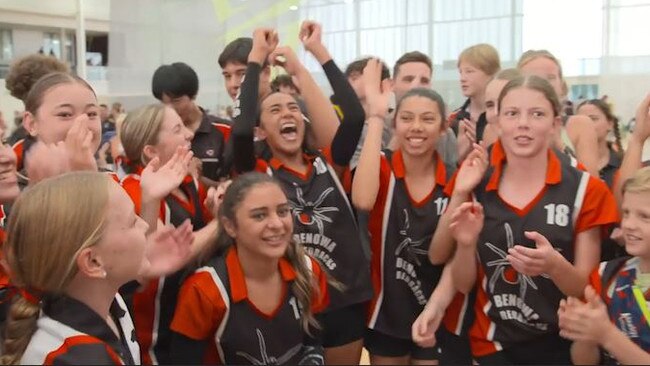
[236,328,303,365]
[289,186,339,235]
[485,222,540,300]
[395,209,428,266]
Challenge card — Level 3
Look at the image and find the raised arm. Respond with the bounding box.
[300,21,366,167]
[615,93,650,206]
[566,115,599,176]
[231,28,278,173]
[429,144,488,264]
[449,202,483,294]
[351,59,391,212]
[269,45,339,149]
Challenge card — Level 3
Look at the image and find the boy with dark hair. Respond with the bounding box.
[392,51,433,101]
[270,74,299,96]
[218,37,271,101]
[151,62,231,183]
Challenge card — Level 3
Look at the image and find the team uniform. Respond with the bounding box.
[191,108,231,182]
[254,149,373,347]
[448,99,488,143]
[365,149,453,359]
[11,136,35,175]
[0,205,9,304]
[450,141,618,364]
[231,56,374,348]
[437,145,585,365]
[21,294,140,365]
[121,167,212,365]
[170,246,329,365]
[600,148,622,191]
[590,256,650,364]
[599,148,626,261]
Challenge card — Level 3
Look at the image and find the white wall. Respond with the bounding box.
[11,28,45,58]
[0,79,25,138]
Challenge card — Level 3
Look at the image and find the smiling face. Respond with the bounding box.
[621,191,650,259]
[223,182,294,260]
[144,106,194,165]
[394,95,444,158]
[258,92,305,158]
[25,82,101,151]
[497,86,559,159]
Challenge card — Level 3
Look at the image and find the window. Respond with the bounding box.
[43,32,61,59]
[0,29,13,64]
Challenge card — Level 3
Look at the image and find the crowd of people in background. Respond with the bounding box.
[0,20,649,365]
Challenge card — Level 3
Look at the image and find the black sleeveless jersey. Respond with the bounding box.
[599,148,622,191]
[471,147,590,350]
[368,150,454,339]
[122,173,210,365]
[259,153,373,310]
[171,247,327,365]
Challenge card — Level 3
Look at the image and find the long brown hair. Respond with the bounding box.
[1,172,111,365]
[209,172,321,334]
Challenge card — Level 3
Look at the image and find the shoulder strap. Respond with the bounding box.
[601,256,632,298]
[381,148,393,162]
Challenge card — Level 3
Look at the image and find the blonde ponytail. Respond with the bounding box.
[0,296,40,365]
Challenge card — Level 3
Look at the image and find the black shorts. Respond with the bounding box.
[475,334,571,365]
[319,302,367,348]
[364,328,439,360]
[437,327,473,365]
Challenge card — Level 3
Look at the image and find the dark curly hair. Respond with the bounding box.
[5,54,69,102]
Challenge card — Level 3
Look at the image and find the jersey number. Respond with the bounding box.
[544,204,569,227]
[434,197,448,216]
[289,297,301,320]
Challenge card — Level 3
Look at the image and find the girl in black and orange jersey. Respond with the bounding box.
[0,171,194,365]
[119,103,222,365]
[577,99,627,261]
[576,99,624,191]
[352,63,455,363]
[230,24,372,365]
[170,172,329,365]
[432,75,618,364]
